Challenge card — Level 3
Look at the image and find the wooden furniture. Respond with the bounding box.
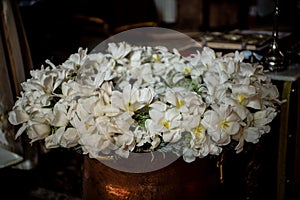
[0,0,37,169]
[267,63,300,200]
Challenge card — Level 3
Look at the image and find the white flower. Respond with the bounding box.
[111,84,153,116]
[49,103,69,127]
[26,120,51,142]
[8,109,29,125]
[61,47,89,71]
[114,130,135,158]
[107,42,131,64]
[253,107,277,133]
[230,84,261,109]
[243,127,261,143]
[79,133,116,158]
[45,127,79,148]
[147,102,182,143]
[198,47,216,68]
[202,104,241,145]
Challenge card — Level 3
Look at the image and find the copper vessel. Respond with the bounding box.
[82,155,219,200]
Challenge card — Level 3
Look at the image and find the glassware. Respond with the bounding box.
[263,0,286,71]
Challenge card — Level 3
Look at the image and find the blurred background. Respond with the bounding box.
[1,0,300,199]
[16,0,300,67]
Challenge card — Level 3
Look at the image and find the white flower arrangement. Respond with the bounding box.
[8,42,282,163]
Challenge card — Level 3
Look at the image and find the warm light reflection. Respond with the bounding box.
[105,184,131,198]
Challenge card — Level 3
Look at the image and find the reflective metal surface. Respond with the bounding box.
[263,0,287,71]
[83,156,218,200]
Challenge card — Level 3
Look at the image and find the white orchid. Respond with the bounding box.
[8,41,282,162]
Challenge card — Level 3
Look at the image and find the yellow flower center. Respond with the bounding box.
[193,125,204,138]
[162,120,170,129]
[220,120,229,130]
[126,101,132,111]
[237,94,246,104]
[85,123,91,130]
[184,67,191,73]
[75,64,80,70]
[176,99,186,109]
[153,54,160,62]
